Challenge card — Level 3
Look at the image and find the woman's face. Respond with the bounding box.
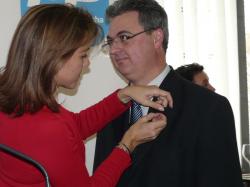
[54,45,91,89]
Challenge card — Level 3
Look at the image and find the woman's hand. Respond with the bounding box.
[120,113,167,153]
[117,85,173,111]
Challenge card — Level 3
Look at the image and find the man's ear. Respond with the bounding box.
[153,28,164,48]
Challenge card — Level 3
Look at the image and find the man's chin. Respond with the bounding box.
[118,70,136,82]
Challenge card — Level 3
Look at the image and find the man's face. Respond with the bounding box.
[107,11,157,85]
[193,71,215,92]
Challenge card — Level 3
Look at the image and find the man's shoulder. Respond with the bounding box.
[161,71,230,106]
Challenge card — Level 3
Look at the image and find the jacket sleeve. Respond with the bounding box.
[90,148,131,187]
[196,96,243,187]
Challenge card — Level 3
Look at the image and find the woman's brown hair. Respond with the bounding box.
[0,4,102,116]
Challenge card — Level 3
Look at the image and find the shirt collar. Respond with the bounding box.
[140,64,170,116]
[147,64,171,86]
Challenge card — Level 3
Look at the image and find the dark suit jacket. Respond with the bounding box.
[94,68,243,187]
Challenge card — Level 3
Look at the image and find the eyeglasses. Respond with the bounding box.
[101,28,156,54]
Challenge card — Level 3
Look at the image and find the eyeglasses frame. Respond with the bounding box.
[101,27,158,54]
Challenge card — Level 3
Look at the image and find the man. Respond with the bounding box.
[94,0,243,186]
[175,63,216,92]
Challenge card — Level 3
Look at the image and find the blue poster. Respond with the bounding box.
[20,0,109,35]
[77,1,108,35]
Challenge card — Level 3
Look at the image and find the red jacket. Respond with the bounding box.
[0,91,131,187]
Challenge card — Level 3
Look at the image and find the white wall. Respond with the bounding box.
[0,0,241,174]
[0,1,20,66]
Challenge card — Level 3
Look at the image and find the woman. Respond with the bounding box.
[0,4,172,187]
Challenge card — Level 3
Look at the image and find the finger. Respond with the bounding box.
[148,123,166,138]
[155,98,165,106]
[150,121,167,130]
[146,93,173,109]
[145,100,165,111]
[153,125,166,132]
[138,113,161,123]
[155,97,168,109]
[151,113,166,122]
[151,90,173,108]
[148,116,167,129]
[157,96,172,108]
[157,92,173,108]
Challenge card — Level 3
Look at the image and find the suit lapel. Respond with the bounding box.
[102,108,130,147]
[132,68,184,165]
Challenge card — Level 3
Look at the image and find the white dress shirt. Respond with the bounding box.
[141,65,171,116]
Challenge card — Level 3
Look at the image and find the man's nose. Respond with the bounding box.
[208,83,216,92]
[109,40,123,54]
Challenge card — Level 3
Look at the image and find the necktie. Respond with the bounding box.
[130,101,143,125]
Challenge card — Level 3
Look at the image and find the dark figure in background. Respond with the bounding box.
[175,63,215,92]
[94,0,243,187]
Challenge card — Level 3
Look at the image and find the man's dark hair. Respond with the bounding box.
[175,63,204,81]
